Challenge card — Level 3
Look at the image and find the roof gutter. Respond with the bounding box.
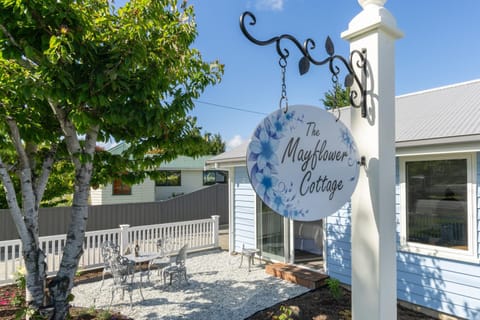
[396,134,480,148]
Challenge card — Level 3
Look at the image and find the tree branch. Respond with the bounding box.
[25,142,38,175]
[5,119,41,262]
[0,23,21,49]
[7,119,39,233]
[85,125,99,155]
[0,156,29,242]
[6,116,30,171]
[0,24,39,68]
[35,144,58,209]
[48,99,83,168]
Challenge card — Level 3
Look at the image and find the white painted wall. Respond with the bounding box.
[90,170,210,205]
[154,170,206,201]
[89,188,103,205]
[90,178,155,205]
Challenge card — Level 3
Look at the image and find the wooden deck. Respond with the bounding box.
[265,262,329,289]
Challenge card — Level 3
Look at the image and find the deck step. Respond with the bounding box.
[265,263,329,289]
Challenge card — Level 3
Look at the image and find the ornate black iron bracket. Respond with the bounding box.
[240,11,368,118]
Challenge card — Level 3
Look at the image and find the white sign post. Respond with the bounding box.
[341,1,403,319]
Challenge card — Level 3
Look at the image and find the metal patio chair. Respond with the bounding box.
[100,241,120,289]
[240,243,260,272]
[162,244,188,285]
[109,254,139,308]
[148,237,174,279]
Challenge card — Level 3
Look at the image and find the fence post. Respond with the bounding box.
[119,224,130,254]
[211,215,220,248]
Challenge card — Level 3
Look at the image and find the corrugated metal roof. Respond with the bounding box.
[396,79,480,143]
[108,142,130,155]
[107,142,212,169]
[161,155,213,170]
[206,142,248,164]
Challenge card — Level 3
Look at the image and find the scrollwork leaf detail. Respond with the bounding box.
[344,73,354,88]
[325,36,334,56]
[299,56,310,75]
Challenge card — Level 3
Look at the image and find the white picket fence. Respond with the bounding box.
[0,215,220,285]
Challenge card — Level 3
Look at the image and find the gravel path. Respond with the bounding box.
[71,249,309,319]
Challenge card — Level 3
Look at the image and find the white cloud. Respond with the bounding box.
[255,0,284,11]
[226,135,245,150]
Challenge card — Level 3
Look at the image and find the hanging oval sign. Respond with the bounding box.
[246,105,360,221]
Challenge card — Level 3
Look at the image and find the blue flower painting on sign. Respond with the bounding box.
[246,105,360,221]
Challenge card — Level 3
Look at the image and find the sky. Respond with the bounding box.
[116,0,480,150]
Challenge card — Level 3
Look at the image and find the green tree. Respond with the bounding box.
[0,0,222,318]
[321,83,351,109]
[0,156,74,209]
[41,157,75,207]
[204,132,226,155]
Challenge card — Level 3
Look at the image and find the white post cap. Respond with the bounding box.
[358,0,386,8]
[344,0,402,40]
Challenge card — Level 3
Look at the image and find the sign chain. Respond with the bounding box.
[279,56,288,113]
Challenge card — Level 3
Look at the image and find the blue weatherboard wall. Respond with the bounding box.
[325,203,352,285]
[233,166,256,253]
[325,153,480,319]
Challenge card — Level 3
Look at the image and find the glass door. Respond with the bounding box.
[257,199,287,261]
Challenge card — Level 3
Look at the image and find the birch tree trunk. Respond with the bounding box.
[0,120,57,315]
[48,163,92,319]
[0,164,47,309]
[48,101,98,319]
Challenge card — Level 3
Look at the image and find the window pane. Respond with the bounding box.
[112,179,131,195]
[215,171,227,183]
[203,171,216,185]
[406,159,467,250]
[203,170,228,185]
[258,200,285,260]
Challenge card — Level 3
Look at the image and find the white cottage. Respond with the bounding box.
[91,143,226,205]
[207,79,480,319]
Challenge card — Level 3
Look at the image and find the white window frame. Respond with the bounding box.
[399,152,478,263]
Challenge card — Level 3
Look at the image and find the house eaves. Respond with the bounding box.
[205,143,248,168]
[396,133,480,148]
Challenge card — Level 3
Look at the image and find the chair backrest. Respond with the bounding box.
[101,241,120,266]
[156,237,174,257]
[175,244,188,267]
[110,255,135,285]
